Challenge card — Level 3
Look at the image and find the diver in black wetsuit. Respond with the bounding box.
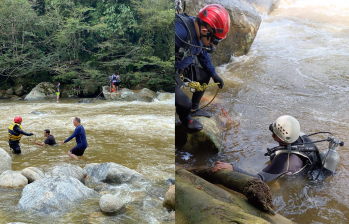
[213,115,322,183]
[8,116,34,154]
[175,4,229,132]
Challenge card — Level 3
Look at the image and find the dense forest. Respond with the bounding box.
[0,0,174,95]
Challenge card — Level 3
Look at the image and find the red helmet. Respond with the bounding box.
[198,4,230,40]
[14,116,22,123]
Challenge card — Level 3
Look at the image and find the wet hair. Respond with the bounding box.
[74,117,81,123]
[44,129,50,134]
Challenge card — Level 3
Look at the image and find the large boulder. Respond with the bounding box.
[155,92,175,102]
[49,164,86,183]
[14,84,25,96]
[241,0,280,15]
[18,176,95,214]
[6,87,14,95]
[21,167,45,183]
[163,185,175,211]
[99,194,125,215]
[0,89,10,99]
[0,148,11,175]
[175,117,223,152]
[10,95,22,101]
[84,162,146,185]
[185,0,262,66]
[102,87,157,102]
[0,171,28,189]
[24,82,56,100]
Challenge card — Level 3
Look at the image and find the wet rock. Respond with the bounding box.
[14,84,24,96]
[0,171,28,189]
[94,183,109,192]
[24,82,56,100]
[102,87,157,102]
[176,117,222,152]
[166,177,175,186]
[30,111,46,115]
[138,88,157,102]
[18,176,95,214]
[0,148,11,175]
[49,164,86,183]
[130,191,147,204]
[148,187,167,199]
[0,90,10,99]
[99,194,125,215]
[155,92,174,101]
[163,185,175,211]
[241,0,280,14]
[21,167,45,183]
[84,162,146,185]
[78,99,91,103]
[10,95,22,101]
[185,0,262,66]
[88,212,107,223]
[163,211,175,223]
[6,87,14,95]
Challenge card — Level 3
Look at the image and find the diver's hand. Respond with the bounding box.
[213,75,224,89]
[212,161,233,172]
[61,141,65,145]
[28,133,34,136]
[29,139,33,143]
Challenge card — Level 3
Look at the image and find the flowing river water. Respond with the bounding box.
[0,94,174,223]
[176,0,349,223]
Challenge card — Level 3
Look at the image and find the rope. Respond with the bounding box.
[198,88,219,110]
[187,81,219,92]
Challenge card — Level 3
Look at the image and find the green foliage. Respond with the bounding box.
[0,0,174,93]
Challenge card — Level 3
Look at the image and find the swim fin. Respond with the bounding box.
[190,109,212,118]
[181,116,203,133]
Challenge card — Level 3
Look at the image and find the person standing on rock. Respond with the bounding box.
[56,82,60,102]
[115,74,121,91]
[111,73,118,93]
[29,129,56,146]
[212,115,324,183]
[175,4,230,132]
[61,117,88,160]
[8,116,34,154]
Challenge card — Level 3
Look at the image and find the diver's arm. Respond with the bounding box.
[13,125,33,136]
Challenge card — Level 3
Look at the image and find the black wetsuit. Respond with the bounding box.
[175,16,216,121]
[9,126,32,154]
[233,135,321,183]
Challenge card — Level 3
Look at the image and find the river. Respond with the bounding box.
[0,95,174,223]
[176,0,349,223]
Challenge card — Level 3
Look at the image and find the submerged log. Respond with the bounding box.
[184,166,274,213]
[176,167,295,224]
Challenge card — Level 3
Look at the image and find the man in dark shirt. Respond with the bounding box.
[29,129,56,146]
[175,4,230,132]
[8,116,34,154]
[61,117,88,160]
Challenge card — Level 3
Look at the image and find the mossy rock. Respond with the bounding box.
[176,117,222,152]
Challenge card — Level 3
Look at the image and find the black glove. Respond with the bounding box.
[28,133,34,136]
[213,75,224,89]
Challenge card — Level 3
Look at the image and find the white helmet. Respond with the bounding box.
[271,115,300,143]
